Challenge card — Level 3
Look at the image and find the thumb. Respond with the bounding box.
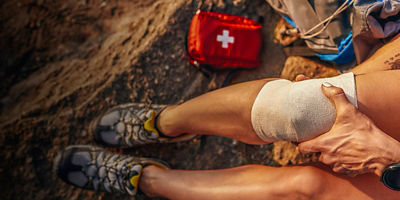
[295,74,310,82]
[321,82,357,117]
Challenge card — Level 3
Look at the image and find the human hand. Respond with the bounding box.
[298,82,400,177]
[295,74,310,82]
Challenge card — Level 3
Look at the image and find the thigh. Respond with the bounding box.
[303,164,398,200]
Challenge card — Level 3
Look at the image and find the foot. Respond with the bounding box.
[90,103,196,147]
[53,145,169,196]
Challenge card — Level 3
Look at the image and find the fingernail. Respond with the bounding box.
[322,82,333,87]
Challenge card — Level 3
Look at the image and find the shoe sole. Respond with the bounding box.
[53,144,170,178]
[53,144,98,179]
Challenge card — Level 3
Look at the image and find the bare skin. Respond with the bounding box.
[299,84,400,176]
[139,164,398,200]
[138,36,400,199]
[351,34,400,74]
[158,71,400,143]
[157,78,276,144]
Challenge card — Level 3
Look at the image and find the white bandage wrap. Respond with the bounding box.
[251,72,357,142]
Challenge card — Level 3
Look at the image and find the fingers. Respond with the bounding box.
[334,167,359,177]
[298,140,318,154]
[298,136,329,154]
[374,169,383,177]
[371,163,385,177]
[332,163,345,173]
[318,153,336,165]
[321,82,357,117]
[295,74,310,82]
[332,163,367,177]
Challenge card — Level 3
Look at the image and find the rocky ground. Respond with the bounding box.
[0,0,341,199]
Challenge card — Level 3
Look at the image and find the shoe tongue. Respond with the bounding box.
[128,165,143,195]
[143,111,159,138]
[129,175,140,188]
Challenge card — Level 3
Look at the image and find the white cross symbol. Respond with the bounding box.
[217,30,234,49]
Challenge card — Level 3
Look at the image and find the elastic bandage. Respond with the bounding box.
[251,72,357,142]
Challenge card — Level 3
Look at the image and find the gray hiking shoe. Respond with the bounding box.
[54,145,168,196]
[90,103,196,147]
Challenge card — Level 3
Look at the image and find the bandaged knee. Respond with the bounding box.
[251,72,357,142]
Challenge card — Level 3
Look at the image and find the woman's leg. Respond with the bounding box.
[356,70,400,141]
[158,78,278,144]
[157,70,400,144]
[139,164,398,200]
[350,35,400,75]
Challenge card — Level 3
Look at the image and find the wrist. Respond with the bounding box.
[390,140,400,163]
[380,135,400,190]
[383,133,400,163]
[373,129,400,175]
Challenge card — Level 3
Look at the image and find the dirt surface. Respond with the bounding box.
[0,0,339,199]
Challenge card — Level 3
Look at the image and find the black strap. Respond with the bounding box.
[198,0,212,12]
[221,69,241,88]
[185,28,213,78]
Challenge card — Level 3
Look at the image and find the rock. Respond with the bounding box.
[274,18,299,46]
[280,56,339,81]
[273,141,319,166]
[273,141,302,165]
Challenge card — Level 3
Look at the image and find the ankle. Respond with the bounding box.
[157,105,181,137]
[139,165,166,197]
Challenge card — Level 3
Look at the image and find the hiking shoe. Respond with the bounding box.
[90,103,196,147]
[54,145,168,196]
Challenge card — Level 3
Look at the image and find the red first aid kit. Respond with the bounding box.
[187,12,262,70]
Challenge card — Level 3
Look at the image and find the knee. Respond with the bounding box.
[289,166,326,199]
